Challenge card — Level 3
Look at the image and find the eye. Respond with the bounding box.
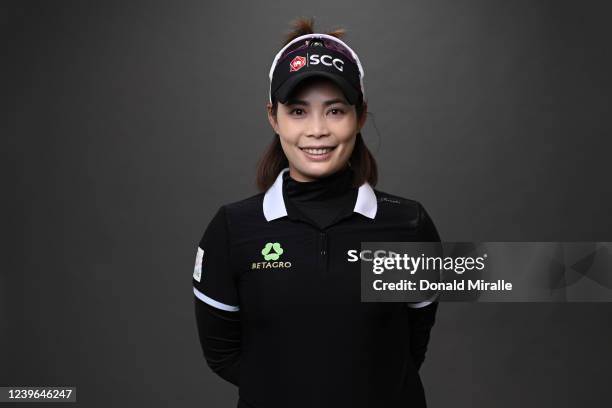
[289,108,305,116]
[328,108,345,115]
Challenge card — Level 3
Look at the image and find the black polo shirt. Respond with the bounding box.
[193,167,440,408]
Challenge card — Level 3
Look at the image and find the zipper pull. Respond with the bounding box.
[320,232,327,256]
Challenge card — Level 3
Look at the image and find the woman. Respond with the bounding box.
[193,17,441,408]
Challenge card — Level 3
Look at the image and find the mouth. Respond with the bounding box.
[299,146,337,155]
[298,145,337,162]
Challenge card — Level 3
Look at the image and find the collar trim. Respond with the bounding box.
[262,167,377,221]
[262,168,290,221]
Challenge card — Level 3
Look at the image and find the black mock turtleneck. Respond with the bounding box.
[282,165,358,229]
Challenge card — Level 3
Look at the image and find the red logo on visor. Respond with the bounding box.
[289,56,306,72]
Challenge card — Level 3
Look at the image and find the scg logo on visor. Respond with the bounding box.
[289,54,345,73]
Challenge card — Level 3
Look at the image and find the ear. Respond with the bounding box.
[267,102,280,134]
[357,101,368,131]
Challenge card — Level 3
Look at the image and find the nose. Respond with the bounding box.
[306,112,330,138]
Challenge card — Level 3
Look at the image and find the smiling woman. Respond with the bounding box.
[257,19,375,190]
[267,78,365,179]
[193,16,441,408]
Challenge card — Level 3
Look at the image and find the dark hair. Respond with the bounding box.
[256,17,378,192]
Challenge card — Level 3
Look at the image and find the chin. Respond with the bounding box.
[298,162,342,178]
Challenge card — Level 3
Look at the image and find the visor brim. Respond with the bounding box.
[273,71,360,106]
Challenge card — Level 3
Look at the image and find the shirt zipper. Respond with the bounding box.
[319,231,328,275]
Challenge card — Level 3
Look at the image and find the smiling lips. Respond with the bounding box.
[299,146,337,161]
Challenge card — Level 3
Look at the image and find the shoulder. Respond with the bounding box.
[221,192,265,215]
[197,193,267,245]
[372,187,424,219]
[372,187,441,240]
[213,192,267,231]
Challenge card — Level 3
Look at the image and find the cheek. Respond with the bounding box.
[278,137,302,162]
[276,124,300,144]
[334,137,356,159]
[333,122,358,145]
[276,119,302,141]
[340,139,356,154]
[278,137,297,156]
[331,116,358,135]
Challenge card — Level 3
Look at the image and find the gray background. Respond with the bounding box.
[5,0,612,407]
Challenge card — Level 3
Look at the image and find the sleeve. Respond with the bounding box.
[194,297,241,386]
[192,205,240,312]
[405,301,438,371]
[405,202,441,370]
[406,202,442,309]
[417,201,440,242]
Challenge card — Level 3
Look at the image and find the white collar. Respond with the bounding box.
[262,167,378,221]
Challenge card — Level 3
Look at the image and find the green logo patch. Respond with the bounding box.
[261,242,284,261]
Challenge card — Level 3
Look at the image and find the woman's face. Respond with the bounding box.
[267,78,366,182]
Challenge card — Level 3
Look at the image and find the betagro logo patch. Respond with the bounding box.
[252,242,292,270]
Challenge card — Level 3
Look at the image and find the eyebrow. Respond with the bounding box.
[285,98,348,106]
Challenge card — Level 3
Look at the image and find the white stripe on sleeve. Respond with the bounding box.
[193,287,240,312]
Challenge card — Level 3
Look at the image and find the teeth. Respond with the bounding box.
[302,147,333,155]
